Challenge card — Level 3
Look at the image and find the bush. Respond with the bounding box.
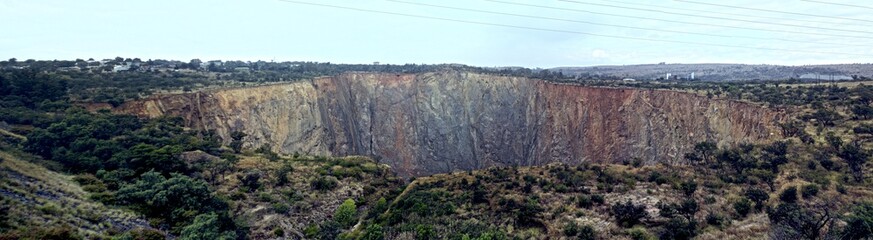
[801,184,819,199]
[660,217,697,240]
[779,186,798,203]
[179,213,237,240]
[360,224,384,240]
[734,198,752,218]
[334,198,357,228]
[611,200,649,228]
[311,176,339,191]
[844,202,873,239]
[564,222,596,240]
[706,212,725,227]
[679,180,698,197]
[745,188,769,211]
[627,227,655,240]
[272,203,289,214]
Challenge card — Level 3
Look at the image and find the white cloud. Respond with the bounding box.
[592,49,610,59]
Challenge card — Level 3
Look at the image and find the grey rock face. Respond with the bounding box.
[118,71,783,177]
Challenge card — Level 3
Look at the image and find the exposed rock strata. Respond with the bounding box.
[117,71,783,177]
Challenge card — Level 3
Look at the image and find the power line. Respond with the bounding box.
[275,0,873,57]
[598,0,867,27]
[387,0,866,47]
[801,0,873,10]
[484,0,872,40]
[675,0,873,23]
[559,0,873,35]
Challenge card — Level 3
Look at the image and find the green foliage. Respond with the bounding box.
[116,171,229,232]
[844,202,873,240]
[611,200,648,228]
[679,180,698,197]
[779,187,798,203]
[229,131,246,153]
[311,175,339,191]
[660,217,698,240]
[745,188,769,210]
[767,203,835,240]
[734,198,752,218]
[705,212,726,227]
[626,227,655,240]
[563,222,596,240]
[838,142,870,182]
[359,224,384,240]
[237,171,262,192]
[113,228,166,240]
[179,213,237,240]
[334,198,358,228]
[368,197,388,218]
[801,184,820,199]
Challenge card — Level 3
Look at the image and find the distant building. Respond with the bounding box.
[622,78,636,82]
[373,61,380,65]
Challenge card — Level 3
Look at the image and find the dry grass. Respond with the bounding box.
[0,150,153,238]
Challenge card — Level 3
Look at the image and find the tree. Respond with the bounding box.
[843,202,873,240]
[745,188,769,211]
[360,224,384,240]
[734,198,752,218]
[334,198,357,228]
[229,131,246,153]
[116,172,227,231]
[611,200,648,228]
[693,141,717,163]
[779,186,798,203]
[679,180,698,197]
[179,213,237,240]
[838,142,869,182]
[767,203,835,240]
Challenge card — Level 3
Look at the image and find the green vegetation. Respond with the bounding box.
[1,60,873,238]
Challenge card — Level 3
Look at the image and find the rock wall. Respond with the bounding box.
[117,71,783,177]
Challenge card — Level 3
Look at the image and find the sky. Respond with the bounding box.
[1,0,872,68]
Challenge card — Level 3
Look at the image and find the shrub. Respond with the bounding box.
[334,198,357,228]
[272,203,289,214]
[779,186,798,203]
[611,200,649,228]
[705,212,725,227]
[844,202,873,240]
[734,198,752,218]
[311,176,339,191]
[801,184,819,199]
[627,227,655,240]
[360,224,384,240]
[679,180,698,197]
[660,217,697,240]
[564,222,596,240]
[745,188,769,211]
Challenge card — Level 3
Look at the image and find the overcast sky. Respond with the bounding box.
[1,0,872,68]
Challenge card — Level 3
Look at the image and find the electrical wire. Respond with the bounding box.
[559,0,873,35]
[801,0,873,10]
[484,0,871,40]
[275,0,873,57]
[675,0,873,23]
[598,0,867,27]
[387,0,866,47]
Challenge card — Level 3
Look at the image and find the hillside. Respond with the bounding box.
[1,66,872,239]
[552,63,873,81]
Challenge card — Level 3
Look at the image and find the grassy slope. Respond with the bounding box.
[0,149,155,239]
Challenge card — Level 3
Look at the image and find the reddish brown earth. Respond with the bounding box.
[117,71,784,177]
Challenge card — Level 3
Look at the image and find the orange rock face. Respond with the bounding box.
[117,71,784,177]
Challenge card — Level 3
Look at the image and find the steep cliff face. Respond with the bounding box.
[118,71,783,177]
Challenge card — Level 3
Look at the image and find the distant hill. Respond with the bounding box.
[551,63,873,81]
